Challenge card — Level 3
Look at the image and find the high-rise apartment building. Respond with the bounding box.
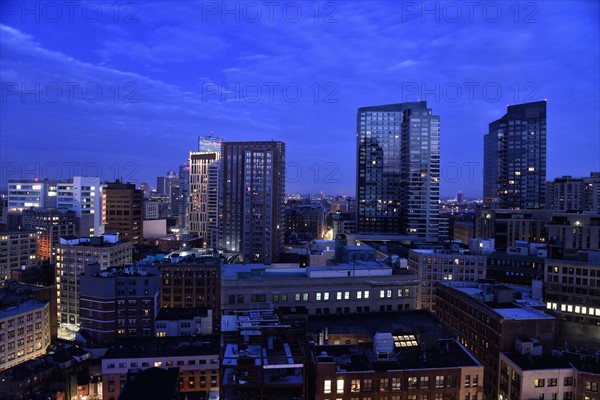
[484,101,547,209]
[189,135,222,243]
[221,141,285,263]
[356,101,441,240]
[55,234,132,339]
[546,172,600,212]
[102,181,143,244]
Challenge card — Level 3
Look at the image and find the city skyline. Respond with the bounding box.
[1,2,599,198]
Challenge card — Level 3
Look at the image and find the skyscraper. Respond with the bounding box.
[356,101,441,240]
[221,141,285,263]
[189,135,222,242]
[484,101,547,209]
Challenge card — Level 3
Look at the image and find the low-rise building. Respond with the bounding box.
[309,310,484,400]
[101,336,220,400]
[155,307,213,337]
[221,262,419,316]
[435,282,557,399]
[0,298,51,371]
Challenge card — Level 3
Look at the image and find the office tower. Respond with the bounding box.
[102,180,144,244]
[0,230,37,282]
[356,101,441,240]
[484,100,547,209]
[221,141,285,263]
[189,135,222,242]
[55,234,132,339]
[22,208,76,261]
[156,170,177,196]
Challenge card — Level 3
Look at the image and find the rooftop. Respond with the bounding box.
[155,307,210,321]
[309,311,480,371]
[103,336,220,360]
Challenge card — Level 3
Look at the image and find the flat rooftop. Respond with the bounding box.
[309,311,480,371]
[104,336,220,359]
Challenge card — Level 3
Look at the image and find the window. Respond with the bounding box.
[391,377,402,391]
[447,375,456,388]
[351,379,361,392]
[585,381,598,392]
[548,378,557,387]
[337,378,344,393]
[380,378,389,391]
[564,377,574,386]
[419,376,429,389]
[436,375,445,389]
[408,376,417,389]
[535,378,545,387]
[324,379,331,394]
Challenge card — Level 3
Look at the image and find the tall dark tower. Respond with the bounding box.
[484,101,547,209]
[221,141,285,264]
[356,101,441,240]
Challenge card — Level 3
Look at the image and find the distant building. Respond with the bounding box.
[484,101,547,209]
[189,136,222,242]
[56,234,132,340]
[546,172,600,212]
[79,262,161,344]
[21,208,76,261]
[221,141,286,263]
[310,310,484,400]
[7,179,58,212]
[102,181,143,244]
[101,336,220,400]
[0,230,37,283]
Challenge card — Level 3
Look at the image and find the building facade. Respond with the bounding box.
[0,231,37,283]
[55,234,132,339]
[483,101,547,209]
[79,263,161,344]
[221,141,285,263]
[356,101,441,240]
[102,181,143,245]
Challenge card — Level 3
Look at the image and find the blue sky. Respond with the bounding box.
[1,1,598,198]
